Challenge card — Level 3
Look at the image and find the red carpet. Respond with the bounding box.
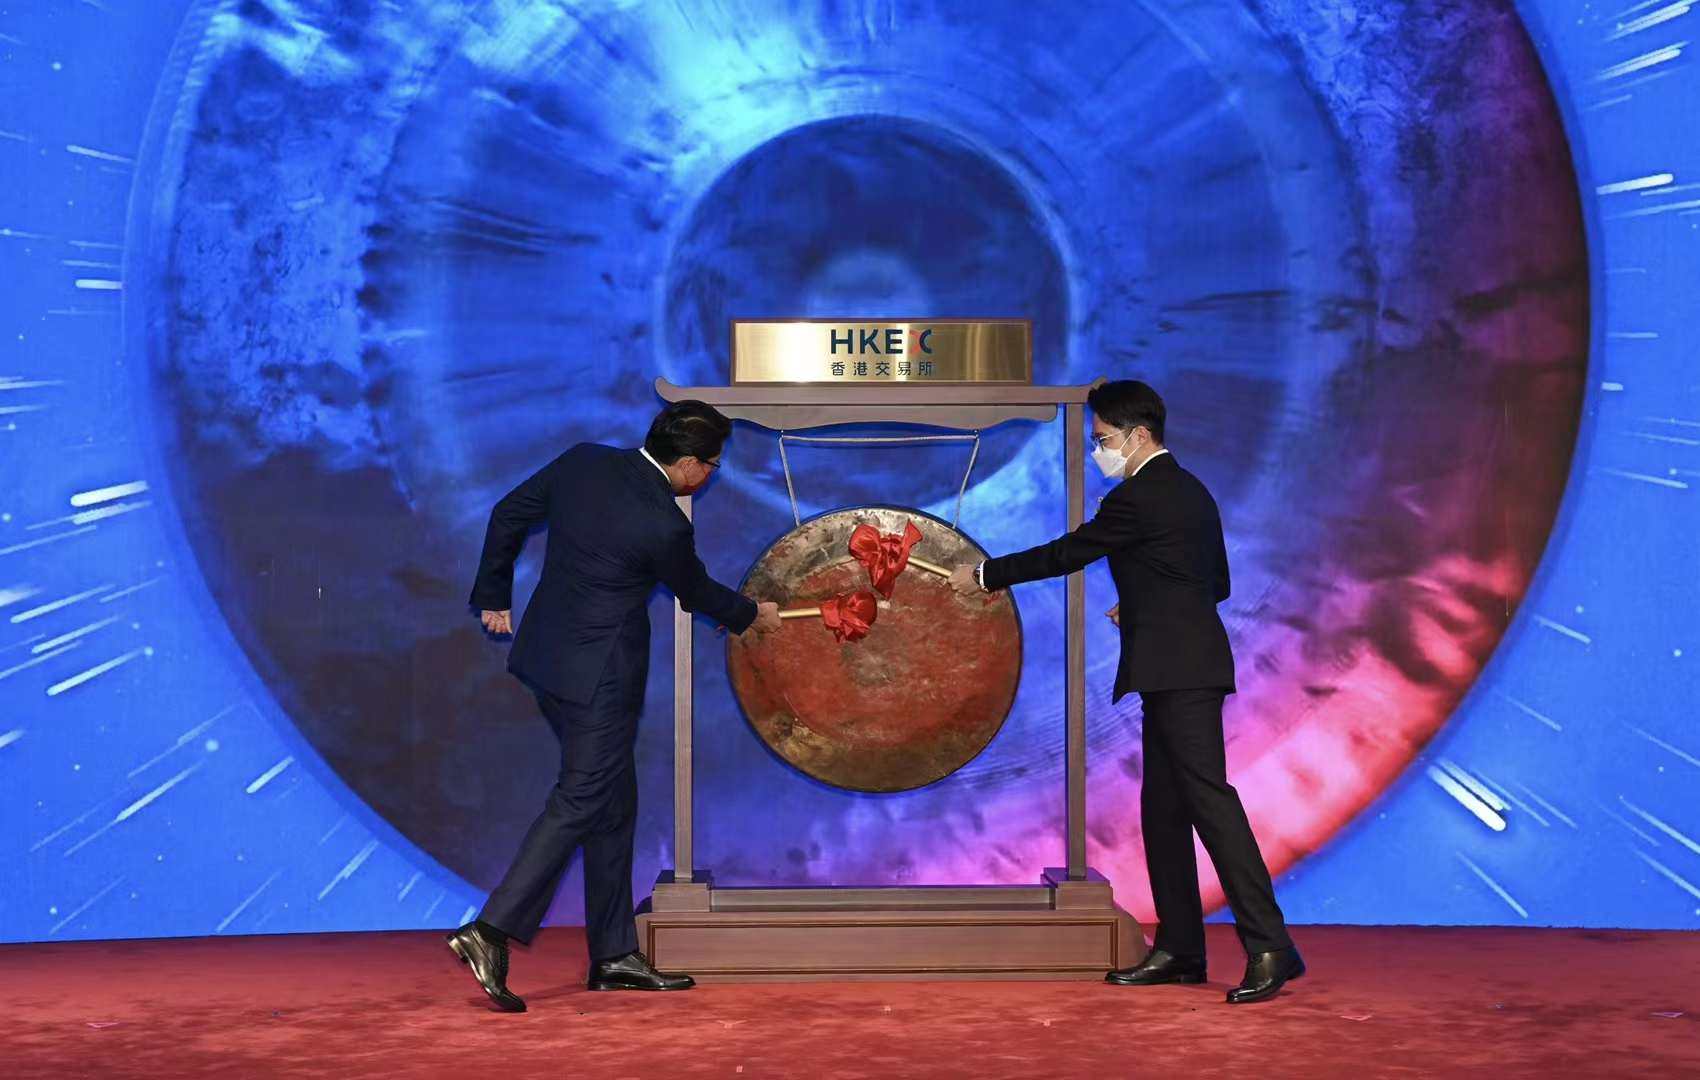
[5,925,1698,1079]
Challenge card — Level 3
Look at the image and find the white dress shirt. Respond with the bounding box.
[1130,447,1170,477]
[639,446,673,487]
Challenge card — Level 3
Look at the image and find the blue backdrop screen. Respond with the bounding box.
[2,0,1696,942]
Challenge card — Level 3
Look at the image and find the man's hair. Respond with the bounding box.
[644,400,734,465]
[1087,380,1166,444]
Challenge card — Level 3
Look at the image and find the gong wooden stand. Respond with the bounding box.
[638,375,1144,981]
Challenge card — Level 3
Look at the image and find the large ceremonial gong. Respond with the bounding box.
[728,506,1022,792]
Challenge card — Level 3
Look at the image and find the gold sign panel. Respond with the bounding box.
[731,319,1031,385]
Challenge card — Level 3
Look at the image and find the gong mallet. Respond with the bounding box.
[777,589,886,643]
[904,554,952,578]
[828,552,950,577]
[839,518,954,595]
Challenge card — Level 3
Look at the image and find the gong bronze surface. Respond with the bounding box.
[728,506,1022,792]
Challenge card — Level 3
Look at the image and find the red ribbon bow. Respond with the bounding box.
[848,520,923,599]
[818,590,880,643]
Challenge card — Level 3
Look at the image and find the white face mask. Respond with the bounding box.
[1091,429,1139,478]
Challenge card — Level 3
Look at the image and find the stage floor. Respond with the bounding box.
[5,924,1697,1078]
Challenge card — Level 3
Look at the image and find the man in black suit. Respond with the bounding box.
[949,380,1304,1004]
[447,400,781,1011]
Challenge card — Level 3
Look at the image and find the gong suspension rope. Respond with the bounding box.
[776,431,982,529]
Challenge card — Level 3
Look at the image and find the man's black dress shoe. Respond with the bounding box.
[1105,948,1207,986]
[588,951,696,992]
[446,923,527,1012]
[1226,946,1305,1004]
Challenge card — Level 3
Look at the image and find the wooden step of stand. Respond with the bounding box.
[637,869,1145,982]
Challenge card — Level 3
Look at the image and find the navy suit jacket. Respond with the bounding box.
[983,452,1235,700]
[469,444,757,705]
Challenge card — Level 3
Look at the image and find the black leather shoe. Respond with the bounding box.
[446,924,526,1012]
[1226,946,1305,1004]
[1105,948,1207,986]
[588,951,695,992]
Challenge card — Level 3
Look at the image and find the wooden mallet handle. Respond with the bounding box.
[779,599,893,619]
[826,553,951,578]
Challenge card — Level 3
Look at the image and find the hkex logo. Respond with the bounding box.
[828,327,935,355]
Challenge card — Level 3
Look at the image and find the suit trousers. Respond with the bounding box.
[479,645,644,962]
[1140,688,1292,957]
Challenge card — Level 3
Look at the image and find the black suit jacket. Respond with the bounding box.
[469,444,757,705]
[983,452,1234,700]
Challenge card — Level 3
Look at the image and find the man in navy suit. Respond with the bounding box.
[949,380,1303,1004]
[447,400,780,1011]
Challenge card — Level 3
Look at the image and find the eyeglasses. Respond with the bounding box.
[702,457,722,471]
[1089,430,1130,451]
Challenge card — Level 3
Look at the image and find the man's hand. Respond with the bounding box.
[480,609,513,636]
[1106,603,1120,628]
[746,600,782,636]
[948,563,981,597]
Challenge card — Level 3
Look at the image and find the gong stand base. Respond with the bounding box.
[637,868,1145,982]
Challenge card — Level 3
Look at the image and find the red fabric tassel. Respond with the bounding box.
[818,590,880,643]
[848,520,924,599]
